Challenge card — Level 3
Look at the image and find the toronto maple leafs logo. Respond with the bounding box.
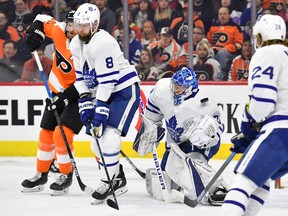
[82,61,98,88]
[165,116,184,143]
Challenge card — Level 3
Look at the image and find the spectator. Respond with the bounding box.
[126,0,141,20]
[177,26,214,66]
[91,0,116,34]
[148,27,181,77]
[58,0,70,21]
[0,40,22,81]
[151,0,182,11]
[170,3,204,46]
[228,38,252,81]
[31,0,54,16]
[134,0,154,30]
[0,12,20,58]
[12,0,35,38]
[107,0,122,13]
[207,7,243,80]
[140,20,159,48]
[20,47,52,83]
[193,0,214,34]
[193,38,222,81]
[240,0,264,39]
[213,0,242,25]
[0,0,16,25]
[136,48,159,81]
[153,0,178,34]
[118,27,142,67]
[112,8,141,41]
[269,0,286,20]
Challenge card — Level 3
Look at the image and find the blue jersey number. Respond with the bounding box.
[252,66,274,80]
[105,57,114,69]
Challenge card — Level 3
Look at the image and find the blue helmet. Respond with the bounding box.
[171,67,198,105]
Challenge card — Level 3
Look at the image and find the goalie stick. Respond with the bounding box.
[33,51,94,196]
[120,150,146,179]
[183,151,236,207]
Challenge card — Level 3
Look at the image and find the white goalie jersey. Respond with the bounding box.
[144,78,223,160]
[70,29,140,102]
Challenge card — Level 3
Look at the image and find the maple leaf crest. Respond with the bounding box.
[165,116,184,143]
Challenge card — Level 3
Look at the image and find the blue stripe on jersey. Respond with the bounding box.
[253,83,277,92]
[147,99,161,111]
[75,70,82,74]
[262,184,270,191]
[262,115,288,126]
[116,71,138,86]
[102,151,120,157]
[99,79,118,84]
[251,95,276,104]
[146,106,160,114]
[97,71,119,78]
[98,161,119,167]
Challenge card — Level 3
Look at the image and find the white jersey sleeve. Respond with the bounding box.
[248,45,288,123]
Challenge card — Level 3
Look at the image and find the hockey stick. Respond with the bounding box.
[90,127,119,210]
[183,151,236,208]
[120,150,146,179]
[33,51,94,195]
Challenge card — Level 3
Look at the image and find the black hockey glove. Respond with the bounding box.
[46,93,68,112]
[26,20,45,52]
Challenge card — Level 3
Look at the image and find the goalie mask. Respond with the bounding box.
[170,67,199,106]
[74,3,100,35]
[253,14,286,49]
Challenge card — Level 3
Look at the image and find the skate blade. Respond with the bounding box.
[50,188,69,196]
[91,186,128,205]
[21,185,44,193]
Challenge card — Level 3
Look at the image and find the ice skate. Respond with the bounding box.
[207,187,228,206]
[50,172,73,196]
[91,164,128,205]
[21,171,48,193]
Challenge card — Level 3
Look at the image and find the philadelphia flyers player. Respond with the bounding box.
[21,11,83,196]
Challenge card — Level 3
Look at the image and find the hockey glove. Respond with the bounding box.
[78,96,94,135]
[26,20,45,52]
[92,100,109,138]
[47,93,68,112]
[230,132,253,154]
[240,103,259,140]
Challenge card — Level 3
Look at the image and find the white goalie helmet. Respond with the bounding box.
[74,3,100,29]
[253,14,286,47]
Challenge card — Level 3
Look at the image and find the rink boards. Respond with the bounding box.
[0,82,248,159]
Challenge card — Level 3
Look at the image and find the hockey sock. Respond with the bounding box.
[37,129,55,173]
[53,125,74,174]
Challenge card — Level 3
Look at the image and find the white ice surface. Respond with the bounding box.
[0,157,287,216]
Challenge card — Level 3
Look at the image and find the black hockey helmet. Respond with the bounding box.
[66,10,75,22]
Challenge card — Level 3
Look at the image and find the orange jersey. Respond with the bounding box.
[0,26,20,58]
[207,21,243,53]
[228,55,250,81]
[37,15,76,93]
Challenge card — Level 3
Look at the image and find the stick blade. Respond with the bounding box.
[107,199,119,210]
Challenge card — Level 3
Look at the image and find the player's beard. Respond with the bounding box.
[79,31,92,43]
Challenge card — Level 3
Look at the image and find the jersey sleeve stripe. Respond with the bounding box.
[251,95,276,104]
[147,99,161,111]
[253,83,278,92]
[116,71,138,85]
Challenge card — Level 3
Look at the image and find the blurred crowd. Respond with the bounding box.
[0,0,288,83]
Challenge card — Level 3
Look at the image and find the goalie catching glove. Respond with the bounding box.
[133,114,165,156]
[183,115,219,149]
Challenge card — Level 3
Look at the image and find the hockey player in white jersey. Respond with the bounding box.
[222,14,288,215]
[70,3,140,204]
[134,67,228,205]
